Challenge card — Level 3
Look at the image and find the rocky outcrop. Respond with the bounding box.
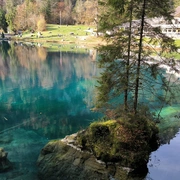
[37,118,159,180]
[37,136,135,180]
[37,134,138,180]
[0,147,12,172]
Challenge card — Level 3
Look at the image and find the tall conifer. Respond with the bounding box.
[96,0,179,118]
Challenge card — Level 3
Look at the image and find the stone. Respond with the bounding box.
[37,135,145,180]
[0,148,12,173]
[0,148,7,159]
[37,116,159,180]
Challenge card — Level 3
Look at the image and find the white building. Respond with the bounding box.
[151,6,180,38]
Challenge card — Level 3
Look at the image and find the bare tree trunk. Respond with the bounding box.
[134,0,146,114]
[124,0,133,111]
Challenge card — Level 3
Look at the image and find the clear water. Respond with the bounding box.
[147,131,180,180]
[147,106,180,180]
[0,42,100,179]
[0,41,180,179]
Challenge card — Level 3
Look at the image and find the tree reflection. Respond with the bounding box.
[0,42,99,139]
[0,41,10,59]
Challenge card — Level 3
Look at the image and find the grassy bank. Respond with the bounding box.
[10,24,104,50]
[8,24,180,54]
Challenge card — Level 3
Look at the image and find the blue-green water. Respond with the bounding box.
[0,42,100,139]
[0,42,100,179]
[0,41,180,179]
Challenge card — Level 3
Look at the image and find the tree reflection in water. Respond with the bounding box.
[0,42,179,179]
[0,41,100,139]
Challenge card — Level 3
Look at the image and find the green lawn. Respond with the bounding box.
[175,39,180,46]
[11,24,101,52]
[18,24,97,43]
[11,24,180,54]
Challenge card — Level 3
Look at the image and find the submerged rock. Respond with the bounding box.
[0,147,12,172]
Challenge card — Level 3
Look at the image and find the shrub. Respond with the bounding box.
[37,15,46,31]
[77,115,159,169]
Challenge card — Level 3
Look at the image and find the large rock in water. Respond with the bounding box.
[37,134,135,180]
[0,147,12,172]
[37,118,159,180]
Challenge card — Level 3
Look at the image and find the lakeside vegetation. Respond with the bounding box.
[76,116,159,169]
[0,0,180,178]
[4,23,180,55]
[8,24,104,51]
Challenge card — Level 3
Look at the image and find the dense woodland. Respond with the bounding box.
[0,0,98,32]
[0,0,179,33]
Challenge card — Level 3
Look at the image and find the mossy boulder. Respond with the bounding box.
[37,114,159,179]
[76,115,159,169]
[37,136,148,180]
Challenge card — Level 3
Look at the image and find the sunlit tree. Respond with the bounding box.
[96,0,179,118]
[5,0,16,32]
[0,8,8,32]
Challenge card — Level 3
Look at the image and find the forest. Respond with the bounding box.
[0,0,98,33]
[0,0,179,33]
[0,0,180,179]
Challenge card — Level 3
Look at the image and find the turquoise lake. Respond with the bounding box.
[0,41,180,179]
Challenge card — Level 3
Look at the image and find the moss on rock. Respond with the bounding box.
[76,115,159,169]
[37,114,159,179]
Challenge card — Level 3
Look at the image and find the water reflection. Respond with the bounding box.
[147,107,180,180]
[0,41,99,139]
[147,131,180,180]
[0,41,180,179]
[0,41,101,179]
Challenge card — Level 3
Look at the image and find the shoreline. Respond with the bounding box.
[5,33,106,49]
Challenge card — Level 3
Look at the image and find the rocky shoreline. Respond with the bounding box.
[37,134,132,180]
[37,117,159,180]
[37,133,149,180]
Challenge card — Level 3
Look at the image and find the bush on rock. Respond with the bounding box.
[77,114,159,169]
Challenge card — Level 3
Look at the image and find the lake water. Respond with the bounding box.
[0,41,180,179]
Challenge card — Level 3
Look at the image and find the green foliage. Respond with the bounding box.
[0,9,8,33]
[41,0,51,23]
[146,0,174,20]
[96,0,179,116]
[5,8,16,32]
[0,0,179,32]
[173,0,180,7]
[5,0,17,31]
[37,17,46,31]
[77,115,159,168]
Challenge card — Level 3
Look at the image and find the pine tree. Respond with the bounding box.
[0,8,8,32]
[5,0,16,32]
[96,0,179,118]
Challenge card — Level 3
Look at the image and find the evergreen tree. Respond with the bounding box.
[0,8,8,32]
[40,0,51,23]
[96,0,179,118]
[5,0,16,32]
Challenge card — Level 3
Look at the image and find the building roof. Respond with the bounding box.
[174,6,180,17]
[160,24,180,29]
